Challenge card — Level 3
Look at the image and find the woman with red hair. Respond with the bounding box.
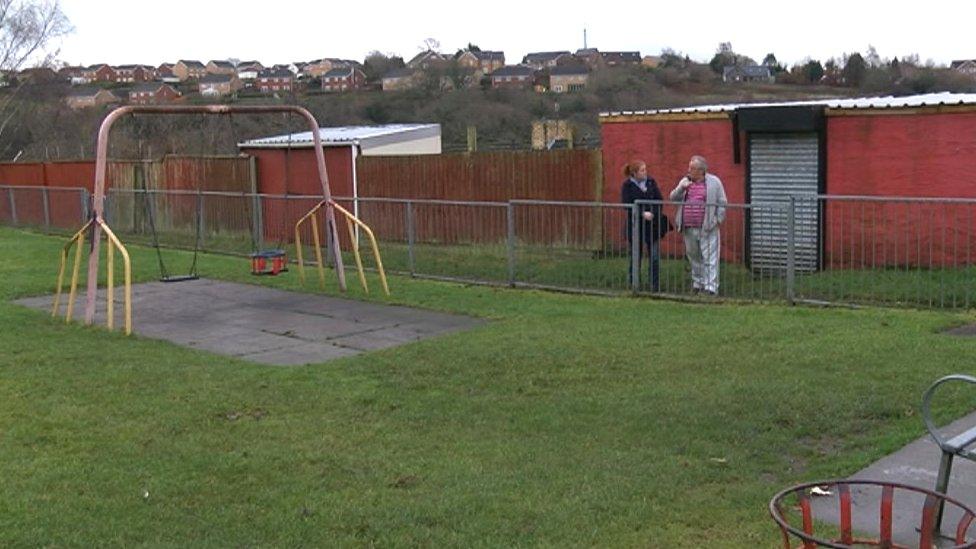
[621,159,667,291]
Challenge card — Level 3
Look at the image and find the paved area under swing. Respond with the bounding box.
[16,278,485,366]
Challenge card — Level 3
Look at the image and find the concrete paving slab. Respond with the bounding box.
[16,278,485,366]
[808,411,976,546]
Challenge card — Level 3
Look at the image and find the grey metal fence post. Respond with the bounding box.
[7,187,16,226]
[80,188,90,223]
[197,192,206,249]
[42,187,50,229]
[252,193,263,251]
[507,202,516,287]
[405,200,416,277]
[786,197,796,304]
[631,203,640,294]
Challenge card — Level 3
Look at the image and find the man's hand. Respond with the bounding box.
[642,211,654,221]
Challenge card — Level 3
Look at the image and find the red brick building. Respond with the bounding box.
[87,64,117,82]
[256,68,294,93]
[490,65,534,89]
[599,92,976,268]
[128,83,181,104]
[321,66,365,92]
[114,64,153,82]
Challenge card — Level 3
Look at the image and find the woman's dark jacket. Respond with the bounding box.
[621,177,666,243]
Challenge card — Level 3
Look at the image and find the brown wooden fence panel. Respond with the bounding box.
[0,163,45,186]
[357,149,601,201]
[356,149,603,247]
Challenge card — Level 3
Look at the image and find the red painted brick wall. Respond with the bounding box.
[600,117,747,260]
[601,111,976,267]
[824,112,976,267]
[826,112,976,197]
[600,117,745,204]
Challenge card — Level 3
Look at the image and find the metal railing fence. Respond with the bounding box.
[2,185,975,310]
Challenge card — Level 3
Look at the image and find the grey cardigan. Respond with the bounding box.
[669,173,728,232]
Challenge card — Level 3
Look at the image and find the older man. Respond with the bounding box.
[670,155,727,295]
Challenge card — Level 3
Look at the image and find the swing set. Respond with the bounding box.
[52,105,389,335]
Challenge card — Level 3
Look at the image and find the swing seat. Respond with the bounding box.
[250,249,288,276]
[161,274,200,283]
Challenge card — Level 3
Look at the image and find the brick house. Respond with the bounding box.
[950,60,976,77]
[304,58,357,78]
[207,60,236,75]
[722,65,773,83]
[156,63,180,84]
[601,51,641,66]
[522,51,573,70]
[173,60,207,81]
[548,65,589,93]
[236,61,264,81]
[86,64,118,83]
[198,74,242,97]
[65,87,121,109]
[407,50,447,70]
[321,66,366,92]
[128,83,181,104]
[457,50,505,74]
[574,48,602,68]
[256,69,293,93]
[490,65,534,89]
[114,64,153,83]
[382,68,420,91]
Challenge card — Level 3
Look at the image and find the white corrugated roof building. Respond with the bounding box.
[240,124,441,153]
[601,92,976,119]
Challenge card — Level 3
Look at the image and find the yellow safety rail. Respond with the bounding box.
[53,219,133,335]
[294,200,390,295]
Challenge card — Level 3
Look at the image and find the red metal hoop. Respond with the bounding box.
[769,479,976,548]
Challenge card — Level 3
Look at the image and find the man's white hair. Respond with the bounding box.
[689,155,708,171]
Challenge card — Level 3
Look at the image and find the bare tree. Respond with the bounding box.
[0,0,72,71]
[0,0,71,158]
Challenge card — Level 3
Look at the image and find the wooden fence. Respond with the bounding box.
[356,149,602,201]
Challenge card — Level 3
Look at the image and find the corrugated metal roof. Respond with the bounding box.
[600,92,976,119]
[239,124,440,148]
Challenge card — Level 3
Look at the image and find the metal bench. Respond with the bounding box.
[922,374,976,535]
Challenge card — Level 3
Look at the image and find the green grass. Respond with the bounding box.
[1,225,976,547]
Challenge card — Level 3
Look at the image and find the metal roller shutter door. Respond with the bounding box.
[749,132,820,272]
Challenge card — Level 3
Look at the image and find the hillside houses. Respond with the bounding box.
[48,43,650,109]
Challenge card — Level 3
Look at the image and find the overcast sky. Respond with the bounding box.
[55,0,973,68]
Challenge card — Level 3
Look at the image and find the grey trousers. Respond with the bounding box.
[682,227,720,293]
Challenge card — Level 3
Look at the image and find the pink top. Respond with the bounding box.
[682,181,707,228]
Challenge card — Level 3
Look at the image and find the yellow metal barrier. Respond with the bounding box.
[294,200,390,296]
[53,219,133,335]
